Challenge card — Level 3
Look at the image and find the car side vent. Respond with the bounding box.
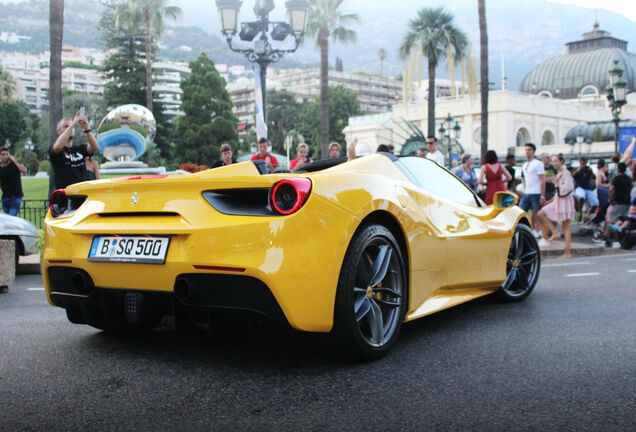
[202,189,276,216]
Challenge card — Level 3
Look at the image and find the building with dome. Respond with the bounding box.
[343,23,636,163]
[520,23,636,100]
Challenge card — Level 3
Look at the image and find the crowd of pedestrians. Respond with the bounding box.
[450,139,636,257]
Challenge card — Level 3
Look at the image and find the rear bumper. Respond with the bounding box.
[48,266,290,327]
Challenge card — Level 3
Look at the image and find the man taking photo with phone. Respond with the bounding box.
[49,107,99,189]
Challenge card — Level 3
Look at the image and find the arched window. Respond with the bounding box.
[541,130,555,146]
[516,128,531,147]
[580,85,599,96]
[538,91,552,98]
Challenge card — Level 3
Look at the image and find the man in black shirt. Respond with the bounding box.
[212,143,235,168]
[604,162,633,242]
[49,109,99,190]
[0,147,27,216]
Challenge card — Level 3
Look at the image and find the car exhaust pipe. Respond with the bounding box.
[174,278,192,301]
[71,272,93,294]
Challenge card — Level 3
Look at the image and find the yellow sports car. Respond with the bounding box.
[43,154,540,359]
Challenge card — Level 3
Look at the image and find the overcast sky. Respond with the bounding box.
[549,0,636,22]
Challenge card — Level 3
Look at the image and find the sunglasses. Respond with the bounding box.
[426,141,435,145]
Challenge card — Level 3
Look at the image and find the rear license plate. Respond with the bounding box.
[88,236,170,264]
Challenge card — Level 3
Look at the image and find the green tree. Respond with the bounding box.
[0,101,29,148]
[306,0,359,158]
[478,0,488,156]
[100,2,174,166]
[101,2,147,110]
[378,48,387,76]
[0,65,16,102]
[176,53,238,165]
[400,7,467,136]
[115,0,182,114]
[266,90,303,154]
[297,85,360,156]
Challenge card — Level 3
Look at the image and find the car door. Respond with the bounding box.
[396,157,506,288]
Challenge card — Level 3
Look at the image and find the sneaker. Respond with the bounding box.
[0,286,8,294]
[592,237,606,244]
[533,230,542,239]
[538,238,551,247]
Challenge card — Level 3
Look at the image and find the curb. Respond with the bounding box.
[540,245,632,259]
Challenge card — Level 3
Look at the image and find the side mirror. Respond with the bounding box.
[494,191,518,209]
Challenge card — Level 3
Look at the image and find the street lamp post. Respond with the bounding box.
[438,113,461,168]
[214,0,309,125]
[24,137,34,176]
[606,59,628,154]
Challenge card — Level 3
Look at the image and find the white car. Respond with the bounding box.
[0,213,39,267]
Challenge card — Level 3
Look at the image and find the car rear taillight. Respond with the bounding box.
[49,189,68,218]
[270,178,312,215]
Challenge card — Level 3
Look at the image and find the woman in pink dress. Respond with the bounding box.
[538,153,575,258]
[478,150,512,205]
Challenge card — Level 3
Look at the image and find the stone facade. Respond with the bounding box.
[0,239,16,288]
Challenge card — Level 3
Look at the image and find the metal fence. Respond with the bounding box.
[17,199,49,230]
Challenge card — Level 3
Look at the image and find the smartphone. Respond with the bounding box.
[79,106,86,117]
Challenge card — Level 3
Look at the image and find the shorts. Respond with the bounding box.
[574,187,599,207]
[519,194,541,213]
[608,204,629,223]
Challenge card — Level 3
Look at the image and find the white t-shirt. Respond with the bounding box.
[426,150,445,166]
[522,158,545,194]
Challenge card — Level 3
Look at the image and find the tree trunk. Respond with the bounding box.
[144,7,154,167]
[479,0,488,157]
[48,0,64,194]
[48,0,63,146]
[427,59,436,137]
[320,27,330,159]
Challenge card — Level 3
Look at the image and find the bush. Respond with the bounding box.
[38,159,51,174]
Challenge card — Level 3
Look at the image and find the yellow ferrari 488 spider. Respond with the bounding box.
[43,153,540,358]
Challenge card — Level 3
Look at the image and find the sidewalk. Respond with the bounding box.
[537,222,633,259]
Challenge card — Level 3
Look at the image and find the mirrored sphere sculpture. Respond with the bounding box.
[97,104,156,162]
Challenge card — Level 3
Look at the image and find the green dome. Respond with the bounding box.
[520,48,636,99]
[564,120,636,144]
[519,25,636,99]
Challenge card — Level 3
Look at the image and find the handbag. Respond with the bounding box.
[556,186,571,197]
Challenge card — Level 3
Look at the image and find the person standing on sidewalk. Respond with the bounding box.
[49,109,99,189]
[0,146,27,216]
[573,157,598,222]
[537,154,575,259]
[519,143,545,235]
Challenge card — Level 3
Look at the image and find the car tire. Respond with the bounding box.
[330,224,407,360]
[496,223,540,302]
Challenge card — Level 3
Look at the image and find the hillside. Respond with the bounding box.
[1,0,635,88]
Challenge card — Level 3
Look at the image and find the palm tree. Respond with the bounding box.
[378,48,387,76]
[49,0,64,146]
[117,0,182,113]
[306,0,359,158]
[478,0,488,156]
[0,66,16,102]
[400,7,467,137]
[115,0,181,166]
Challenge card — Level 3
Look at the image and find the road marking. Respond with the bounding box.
[27,287,45,291]
[622,258,636,262]
[564,272,601,277]
[543,261,591,268]
[628,270,636,273]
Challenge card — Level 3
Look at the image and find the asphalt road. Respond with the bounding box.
[1,252,635,431]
